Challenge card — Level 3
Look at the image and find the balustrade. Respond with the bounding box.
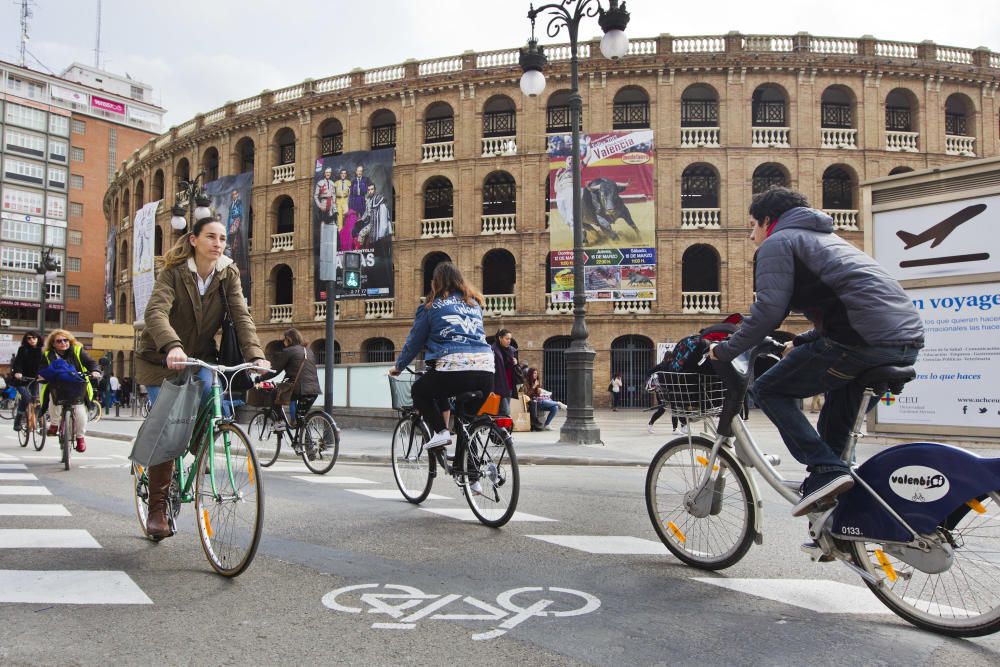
[945,135,976,156]
[886,131,919,152]
[823,209,859,231]
[936,47,973,64]
[545,294,573,315]
[119,268,129,284]
[421,141,455,162]
[751,126,790,148]
[315,75,351,93]
[820,128,857,149]
[235,97,261,114]
[613,300,653,314]
[483,294,516,317]
[273,85,304,103]
[481,214,516,235]
[313,301,340,320]
[680,127,720,148]
[682,292,721,314]
[627,39,657,56]
[271,163,295,183]
[681,208,721,229]
[364,66,405,84]
[476,49,520,68]
[419,57,463,76]
[672,36,725,53]
[365,298,394,319]
[420,217,454,238]
[270,232,294,251]
[269,304,293,323]
[481,136,517,157]
[809,37,858,54]
[875,41,919,58]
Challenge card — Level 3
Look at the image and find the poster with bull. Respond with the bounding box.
[203,171,253,302]
[547,130,656,302]
[312,148,394,300]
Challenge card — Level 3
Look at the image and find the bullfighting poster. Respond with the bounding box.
[312,148,394,300]
[547,130,656,302]
[203,172,253,302]
[132,200,160,323]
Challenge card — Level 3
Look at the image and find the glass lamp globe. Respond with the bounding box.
[193,205,213,220]
[170,214,188,231]
[600,29,629,60]
[519,69,546,97]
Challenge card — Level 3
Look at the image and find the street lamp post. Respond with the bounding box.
[519,0,630,444]
[34,247,59,337]
[169,171,213,233]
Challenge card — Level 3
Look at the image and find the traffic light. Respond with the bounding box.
[343,252,362,289]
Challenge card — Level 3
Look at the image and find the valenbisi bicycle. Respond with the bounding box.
[389,369,519,528]
[130,358,268,577]
[246,388,339,474]
[645,337,1000,637]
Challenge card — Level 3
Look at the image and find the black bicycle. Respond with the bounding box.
[389,369,519,528]
[246,389,339,474]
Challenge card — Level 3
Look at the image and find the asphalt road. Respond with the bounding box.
[1,430,999,666]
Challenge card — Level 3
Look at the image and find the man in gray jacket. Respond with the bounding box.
[710,187,924,517]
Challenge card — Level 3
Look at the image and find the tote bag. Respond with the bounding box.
[129,369,203,467]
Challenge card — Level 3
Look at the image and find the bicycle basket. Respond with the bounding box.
[246,386,276,408]
[654,371,726,418]
[388,374,416,410]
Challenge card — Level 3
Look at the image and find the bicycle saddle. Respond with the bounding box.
[855,364,915,395]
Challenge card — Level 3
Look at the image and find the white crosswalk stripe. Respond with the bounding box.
[0,528,101,548]
[0,504,71,516]
[0,472,37,481]
[346,489,454,500]
[0,463,28,470]
[526,535,668,554]
[0,485,51,495]
[292,475,376,485]
[0,570,152,604]
[421,508,557,522]
[691,578,893,615]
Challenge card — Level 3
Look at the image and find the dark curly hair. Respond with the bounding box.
[748,186,810,225]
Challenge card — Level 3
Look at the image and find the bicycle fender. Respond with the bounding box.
[831,442,1000,542]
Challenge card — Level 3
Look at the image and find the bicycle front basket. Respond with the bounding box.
[246,386,276,408]
[389,374,416,410]
[654,371,726,418]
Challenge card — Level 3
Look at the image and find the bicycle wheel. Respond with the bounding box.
[131,462,149,535]
[32,410,46,451]
[17,410,29,447]
[140,401,150,418]
[463,422,519,527]
[247,412,280,467]
[60,411,72,471]
[194,422,263,577]
[645,435,756,570]
[391,416,433,503]
[0,399,15,419]
[88,402,102,423]
[301,412,340,475]
[848,490,1000,637]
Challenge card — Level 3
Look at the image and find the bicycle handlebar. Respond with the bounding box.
[174,358,271,375]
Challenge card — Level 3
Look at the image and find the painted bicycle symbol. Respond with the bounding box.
[321,583,601,641]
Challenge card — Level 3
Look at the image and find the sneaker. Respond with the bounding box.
[557,402,567,409]
[542,425,553,431]
[75,437,86,453]
[679,425,690,435]
[13,414,22,431]
[647,425,655,434]
[791,470,854,517]
[468,480,483,496]
[47,425,58,436]
[425,429,451,451]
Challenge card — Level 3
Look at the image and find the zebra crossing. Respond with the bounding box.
[0,450,152,605]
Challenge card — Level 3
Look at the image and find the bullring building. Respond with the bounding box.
[105,33,1000,406]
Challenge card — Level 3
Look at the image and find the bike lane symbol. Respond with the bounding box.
[321,584,601,641]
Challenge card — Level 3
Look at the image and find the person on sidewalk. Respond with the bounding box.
[38,329,101,453]
[709,187,923,517]
[11,330,43,432]
[389,262,494,494]
[524,367,565,431]
[491,328,520,416]
[609,373,623,411]
[135,216,268,540]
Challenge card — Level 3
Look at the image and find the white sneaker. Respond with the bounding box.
[469,481,483,496]
[647,425,655,434]
[557,402,567,409]
[679,425,690,435]
[425,430,451,450]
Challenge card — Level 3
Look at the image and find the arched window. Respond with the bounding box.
[424,102,454,144]
[274,128,296,166]
[363,338,395,363]
[482,171,516,216]
[752,84,787,127]
[152,169,164,201]
[612,86,649,130]
[318,117,344,157]
[885,89,917,132]
[681,164,719,209]
[422,251,452,295]
[821,86,855,129]
[274,196,295,234]
[945,94,973,137]
[118,293,127,324]
[310,339,341,366]
[175,158,190,185]
[752,163,789,194]
[889,166,914,176]
[119,240,128,273]
[546,90,580,134]
[154,225,163,256]
[681,84,719,128]
[482,249,516,295]
[423,177,453,220]
[122,189,130,215]
[610,335,655,408]
[821,165,855,210]
[483,95,516,138]
[542,336,572,403]
[370,110,396,150]
[134,180,145,210]
[116,351,125,379]
[203,147,219,181]
[270,264,293,304]
[234,137,255,174]
[682,244,720,293]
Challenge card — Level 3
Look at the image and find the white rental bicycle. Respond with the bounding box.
[645,338,1000,637]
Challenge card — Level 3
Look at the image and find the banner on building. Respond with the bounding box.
[131,200,160,323]
[312,149,394,300]
[204,172,253,301]
[547,130,656,302]
[104,223,116,321]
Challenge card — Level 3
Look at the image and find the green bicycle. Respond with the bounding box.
[130,358,267,577]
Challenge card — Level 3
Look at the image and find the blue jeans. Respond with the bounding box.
[750,337,920,474]
[535,399,560,426]
[147,366,231,417]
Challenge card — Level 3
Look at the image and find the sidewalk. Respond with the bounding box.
[85,408,1000,468]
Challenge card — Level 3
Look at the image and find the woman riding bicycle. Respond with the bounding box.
[388,262,494,458]
[136,215,268,540]
[11,330,43,432]
[39,329,101,452]
[257,327,321,435]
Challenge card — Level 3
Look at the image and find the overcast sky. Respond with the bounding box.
[3,0,1000,129]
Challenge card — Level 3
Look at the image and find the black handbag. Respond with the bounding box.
[218,280,253,392]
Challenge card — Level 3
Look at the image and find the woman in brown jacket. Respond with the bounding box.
[135,216,267,539]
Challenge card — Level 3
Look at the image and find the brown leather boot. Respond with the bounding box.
[145,461,174,539]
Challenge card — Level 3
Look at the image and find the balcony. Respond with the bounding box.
[751,127,790,148]
[945,135,976,157]
[119,268,129,284]
[120,216,131,231]
[420,217,454,238]
[421,141,455,162]
[481,136,517,157]
[481,214,516,235]
[271,163,295,184]
[680,127,720,148]
[613,300,653,314]
[313,301,340,320]
[681,208,721,230]
[545,294,573,315]
[483,294,516,317]
[824,209,859,232]
[886,131,919,152]
[820,128,857,149]
[682,291,721,314]
[365,298,394,319]
[269,304,293,323]
[270,232,294,251]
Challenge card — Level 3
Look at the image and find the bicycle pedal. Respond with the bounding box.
[800,541,835,563]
